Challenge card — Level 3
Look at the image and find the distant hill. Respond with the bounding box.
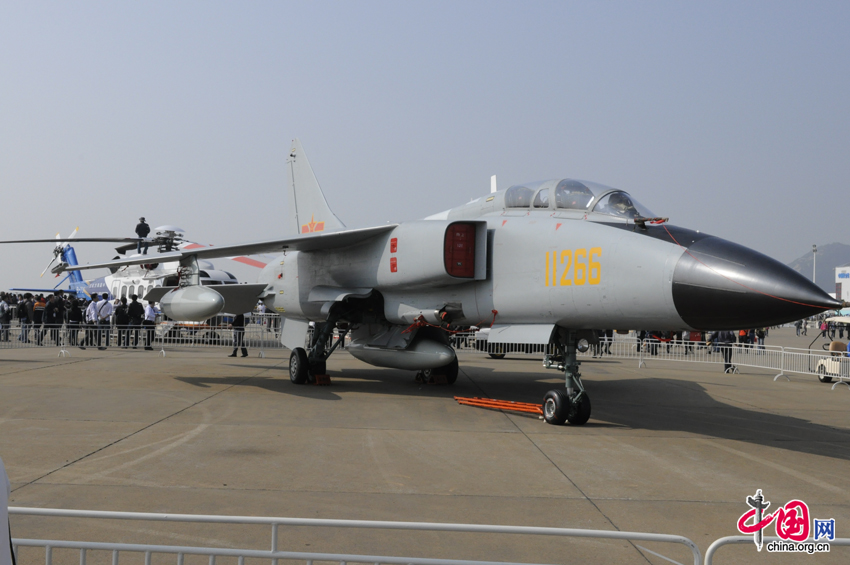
[786,242,850,294]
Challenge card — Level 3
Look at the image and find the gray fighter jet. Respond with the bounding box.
[57,139,840,425]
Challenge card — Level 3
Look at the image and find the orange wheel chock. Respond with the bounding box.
[453,396,543,415]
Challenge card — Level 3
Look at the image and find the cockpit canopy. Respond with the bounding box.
[504,179,655,219]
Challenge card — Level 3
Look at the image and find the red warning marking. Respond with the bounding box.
[501,220,508,226]
[556,223,562,231]
[232,256,267,268]
[390,257,397,273]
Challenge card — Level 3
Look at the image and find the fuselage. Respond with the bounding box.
[261,180,837,331]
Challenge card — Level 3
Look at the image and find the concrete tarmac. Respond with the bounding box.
[1,327,848,564]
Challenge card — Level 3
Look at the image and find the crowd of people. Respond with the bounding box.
[0,290,158,350]
[630,329,770,372]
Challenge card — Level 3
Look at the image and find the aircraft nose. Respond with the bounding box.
[671,236,840,329]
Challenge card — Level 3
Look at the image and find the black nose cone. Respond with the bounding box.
[672,235,840,330]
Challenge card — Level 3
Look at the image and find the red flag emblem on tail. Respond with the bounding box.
[301,215,325,233]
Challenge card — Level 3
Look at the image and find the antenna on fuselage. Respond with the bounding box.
[490,175,497,194]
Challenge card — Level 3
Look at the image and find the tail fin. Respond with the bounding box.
[287,139,345,235]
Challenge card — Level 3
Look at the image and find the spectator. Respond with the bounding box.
[0,294,9,342]
[228,313,249,358]
[96,293,113,350]
[32,296,46,346]
[143,300,158,350]
[80,294,99,349]
[66,298,83,346]
[17,294,32,344]
[755,328,766,352]
[114,297,129,347]
[127,295,144,348]
[715,330,736,372]
[41,296,59,345]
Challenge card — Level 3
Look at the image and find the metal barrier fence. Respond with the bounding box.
[155,313,284,351]
[2,319,850,388]
[8,506,702,565]
[471,334,850,388]
[0,313,286,354]
[11,507,849,564]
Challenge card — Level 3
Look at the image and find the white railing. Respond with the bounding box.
[3,322,850,389]
[469,334,850,389]
[8,507,702,565]
[0,313,286,353]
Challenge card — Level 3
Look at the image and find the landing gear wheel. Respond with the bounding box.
[309,360,327,376]
[443,357,458,384]
[488,353,506,360]
[567,393,591,426]
[817,366,833,383]
[417,358,458,384]
[542,390,568,425]
[289,348,309,384]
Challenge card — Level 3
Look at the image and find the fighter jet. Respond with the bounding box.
[53,139,841,425]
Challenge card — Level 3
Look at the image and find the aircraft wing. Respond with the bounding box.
[60,225,398,272]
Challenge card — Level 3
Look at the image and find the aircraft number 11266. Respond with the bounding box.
[546,248,601,286]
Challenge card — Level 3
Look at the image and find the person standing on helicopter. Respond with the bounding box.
[135,217,151,255]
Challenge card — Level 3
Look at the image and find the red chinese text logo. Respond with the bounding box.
[738,495,810,542]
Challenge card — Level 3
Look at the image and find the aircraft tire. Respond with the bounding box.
[542,390,568,425]
[443,357,458,384]
[567,393,591,426]
[817,366,833,383]
[488,353,506,360]
[289,348,309,384]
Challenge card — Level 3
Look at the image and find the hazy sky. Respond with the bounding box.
[1,1,848,292]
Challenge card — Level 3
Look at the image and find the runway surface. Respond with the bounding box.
[1,327,848,564]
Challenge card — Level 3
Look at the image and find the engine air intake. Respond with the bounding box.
[444,222,476,278]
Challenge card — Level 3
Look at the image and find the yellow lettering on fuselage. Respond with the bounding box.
[546,248,601,286]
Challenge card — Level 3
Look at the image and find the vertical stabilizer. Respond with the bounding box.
[287,139,346,235]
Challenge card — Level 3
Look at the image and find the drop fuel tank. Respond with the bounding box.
[159,286,225,321]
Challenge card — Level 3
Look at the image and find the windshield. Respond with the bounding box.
[505,185,534,208]
[501,179,657,218]
[555,180,595,210]
[592,191,655,219]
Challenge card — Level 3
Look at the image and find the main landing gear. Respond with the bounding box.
[542,330,591,426]
[416,357,459,384]
[289,320,346,384]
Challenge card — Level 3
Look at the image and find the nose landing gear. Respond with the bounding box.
[542,329,592,426]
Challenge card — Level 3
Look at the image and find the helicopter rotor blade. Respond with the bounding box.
[62,227,79,246]
[39,255,58,278]
[0,237,141,244]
